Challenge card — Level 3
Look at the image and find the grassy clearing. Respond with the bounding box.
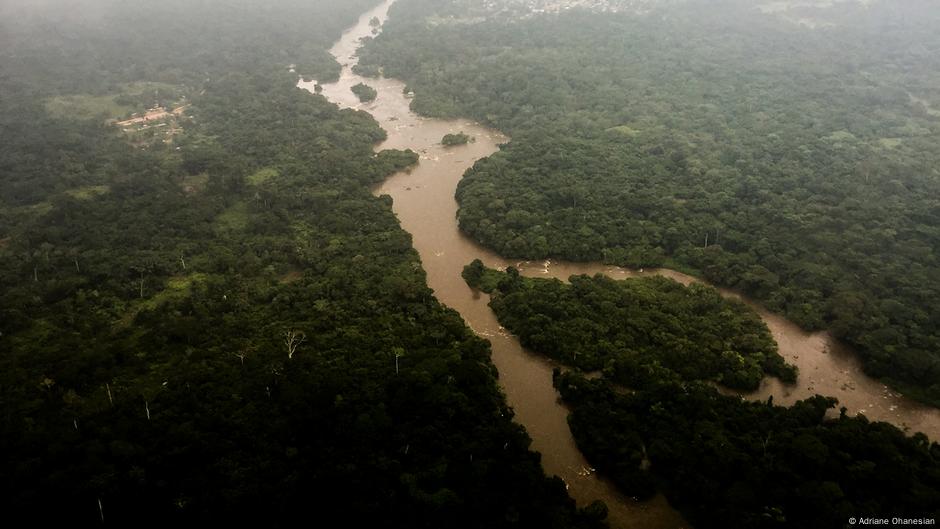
[0,201,53,221]
[824,130,857,143]
[877,138,903,149]
[119,273,209,327]
[247,167,279,186]
[606,125,641,137]
[65,185,111,200]
[181,173,210,194]
[165,273,208,292]
[45,81,186,122]
[8,201,55,217]
[279,269,304,284]
[45,94,135,121]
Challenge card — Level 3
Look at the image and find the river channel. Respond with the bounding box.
[304,1,940,527]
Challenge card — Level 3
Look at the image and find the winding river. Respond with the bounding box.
[303,1,940,527]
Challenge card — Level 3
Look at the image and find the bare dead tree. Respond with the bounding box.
[392,347,406,374]
[762,431,774,459]
[132,263,153,299]
[283,330,306,360]
[231,350,249,366]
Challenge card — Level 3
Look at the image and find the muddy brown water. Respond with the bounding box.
[304,1,940,527]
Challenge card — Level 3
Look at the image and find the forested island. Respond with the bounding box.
[442,132,473,146]
[463,260,795,390]
[358,0,940,406]
[0,1,606,526]
[465,264,940,528]
[351,82,379,102]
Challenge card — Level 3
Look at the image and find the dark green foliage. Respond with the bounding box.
[465,264,794,391]
[353,63,383,78]
[359,0,940,405]
[442,132,473,146]
[462,258,504,292]
[352,82,379,103]
[0,2,604,527]
[464,261,939,525]
[556,372,940,529]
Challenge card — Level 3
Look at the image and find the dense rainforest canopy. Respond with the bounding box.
[466,265,940,528]
[358,0,940,406]
[463,260,795,390]
[557,372,940,529]
[0,1,605,526]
